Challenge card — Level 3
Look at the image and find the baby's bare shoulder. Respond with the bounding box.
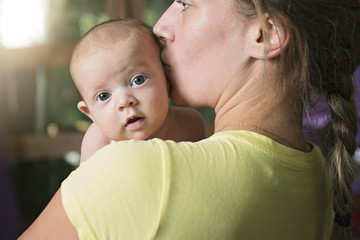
[169,105,206,142]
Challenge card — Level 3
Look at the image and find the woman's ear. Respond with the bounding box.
[77,101,93,121]
[250,14,291,59]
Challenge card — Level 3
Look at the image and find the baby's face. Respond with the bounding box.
[73,36,169,141]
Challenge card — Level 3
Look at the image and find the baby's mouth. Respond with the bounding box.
[125,117,144,127]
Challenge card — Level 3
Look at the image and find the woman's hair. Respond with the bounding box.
[235,0,360,236]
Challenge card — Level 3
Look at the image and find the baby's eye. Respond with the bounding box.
[130,75,147,87]
[97,92,111,101]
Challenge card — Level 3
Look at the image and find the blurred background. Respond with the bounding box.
[0,0,358,239]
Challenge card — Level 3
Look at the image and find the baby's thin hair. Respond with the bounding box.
[72,18,161,66]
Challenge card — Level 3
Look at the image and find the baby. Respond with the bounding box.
[70,18,205,162]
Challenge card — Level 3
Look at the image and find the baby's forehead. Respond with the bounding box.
[74,23,155,60]
[70,20,159,86]
[81,27,133,53]
[72,19,157,61]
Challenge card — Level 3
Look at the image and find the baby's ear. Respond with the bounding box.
[250,14,291,59]
[77,101,93,121]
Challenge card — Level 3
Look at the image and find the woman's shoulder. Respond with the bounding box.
[62,139,168,239]
[90,139,167,167]
[210,130,325,169]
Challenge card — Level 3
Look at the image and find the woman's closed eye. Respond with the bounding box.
[175,0,190,11]
[130,75,147,87]
[97,92,111,102]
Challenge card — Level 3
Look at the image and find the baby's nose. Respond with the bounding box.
[118,95,138,111]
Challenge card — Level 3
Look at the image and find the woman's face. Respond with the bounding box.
[153,0,251,108]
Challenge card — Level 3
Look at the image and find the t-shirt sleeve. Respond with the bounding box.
[61,139,170,240]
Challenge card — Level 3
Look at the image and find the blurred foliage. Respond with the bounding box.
[145,0,172,26]
[2,70,36,135]
[78,13,109,36]
[45,0,106,42]
[47,66,89,131]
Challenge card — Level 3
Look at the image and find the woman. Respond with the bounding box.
[19,0,360,239]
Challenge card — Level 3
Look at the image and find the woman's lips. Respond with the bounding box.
[160,51,170,66]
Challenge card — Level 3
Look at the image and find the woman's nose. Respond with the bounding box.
[117,94,138,111]
[153,3,175,42]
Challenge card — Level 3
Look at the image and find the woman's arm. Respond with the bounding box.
[19,139,166,239]
[18,190,78,240]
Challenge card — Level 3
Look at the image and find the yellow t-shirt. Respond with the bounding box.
[61,130,333,240]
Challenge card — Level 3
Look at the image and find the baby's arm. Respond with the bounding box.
[80,122,110,163]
